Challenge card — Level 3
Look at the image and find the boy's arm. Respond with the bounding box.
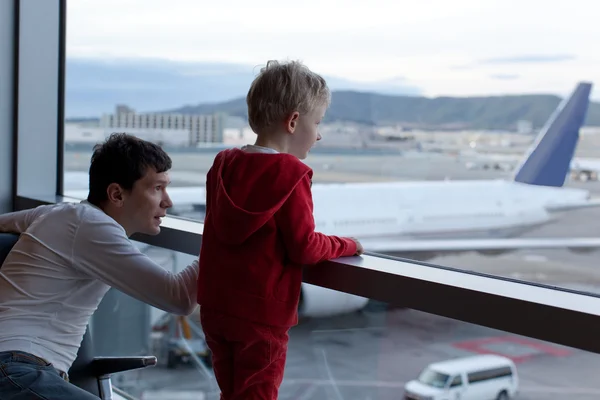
[72,217,199,315]
[275,174,357,265]
[0,205,57,234]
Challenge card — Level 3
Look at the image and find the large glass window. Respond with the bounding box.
[58,1,600,398]
[63,0,600,291]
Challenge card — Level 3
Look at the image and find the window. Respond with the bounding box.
[7,0,600,399]
[418,369,450,389]
[468,367,512,384]
[57,0,600,395]
[450,375,463,387]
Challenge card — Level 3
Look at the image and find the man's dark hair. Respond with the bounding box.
[87,133,172,206]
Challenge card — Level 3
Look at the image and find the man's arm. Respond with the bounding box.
[275,174,358,265]
[72,216,198,315]
[0,205,58,234]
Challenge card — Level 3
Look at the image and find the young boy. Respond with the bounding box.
[197,60,364,399]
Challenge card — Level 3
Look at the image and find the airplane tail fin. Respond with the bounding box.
[512,82,592,187]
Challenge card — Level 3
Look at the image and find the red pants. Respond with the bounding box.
[200,307,289,400]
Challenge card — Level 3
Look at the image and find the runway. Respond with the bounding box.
[64,148,600,399]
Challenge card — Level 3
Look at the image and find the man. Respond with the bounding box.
[0,133,198,399]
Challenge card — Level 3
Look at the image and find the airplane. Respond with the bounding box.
[462,152,518,172]
[570,157,600,182]
[63,81,600,319]
[460,150,600,182]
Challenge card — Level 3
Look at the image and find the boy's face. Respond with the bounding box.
[287,103,326,159]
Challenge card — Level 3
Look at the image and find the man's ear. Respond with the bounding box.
[285,111,300,134]
[106,183,126,207]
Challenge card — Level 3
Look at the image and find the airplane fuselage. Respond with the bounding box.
[311,179,590,241]
[65,176,590,244]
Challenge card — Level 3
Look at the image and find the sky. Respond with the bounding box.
[66,0,600,99]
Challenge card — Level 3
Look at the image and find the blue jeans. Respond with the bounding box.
[0,350,98,399]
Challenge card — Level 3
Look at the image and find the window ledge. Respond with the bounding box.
[308,253,600,354]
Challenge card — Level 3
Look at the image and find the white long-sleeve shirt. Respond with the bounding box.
[0,201,199,374]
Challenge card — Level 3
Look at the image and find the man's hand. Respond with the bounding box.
[350,237,364,256]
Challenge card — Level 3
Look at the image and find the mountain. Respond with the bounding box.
[65,57,600,129]
[165,91,600,130]
[65,58,421,118]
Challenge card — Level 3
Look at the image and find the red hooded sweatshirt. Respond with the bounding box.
[196,148,357,327]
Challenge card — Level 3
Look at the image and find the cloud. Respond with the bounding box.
[479,55,577,64]
[448,65,473,71]
[489,74,520,80]
[66,0,600,99]
[450,54,576,72]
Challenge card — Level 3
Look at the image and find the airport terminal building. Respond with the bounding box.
[100,105,226,145]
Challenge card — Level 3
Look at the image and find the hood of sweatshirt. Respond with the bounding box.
[208,148,312,245]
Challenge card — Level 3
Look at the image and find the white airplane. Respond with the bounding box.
[64,81,600,319]
[570,157,600,181]
[462,152,518,172]
[463,152,600,182]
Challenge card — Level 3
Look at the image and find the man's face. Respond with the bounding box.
[121,168,173,236]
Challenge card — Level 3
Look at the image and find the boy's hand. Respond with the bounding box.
[350,237,364,256]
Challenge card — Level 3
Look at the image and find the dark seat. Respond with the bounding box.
[0,232,157,399]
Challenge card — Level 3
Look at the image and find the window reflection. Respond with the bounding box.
[98,243,599,400]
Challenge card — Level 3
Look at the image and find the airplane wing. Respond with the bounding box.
[546,199,600,212]
[360,237,600,255]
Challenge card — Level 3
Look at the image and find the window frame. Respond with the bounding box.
[9,0,600,359]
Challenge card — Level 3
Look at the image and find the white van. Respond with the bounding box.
[404,354,518,400]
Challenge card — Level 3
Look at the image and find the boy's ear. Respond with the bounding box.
[285,111,300,134]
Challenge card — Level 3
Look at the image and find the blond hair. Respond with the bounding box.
[246,60,331,133]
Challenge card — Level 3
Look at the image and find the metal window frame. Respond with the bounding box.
[0,0,16,214]
[13,0,64,203]
[9,0,600,361]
